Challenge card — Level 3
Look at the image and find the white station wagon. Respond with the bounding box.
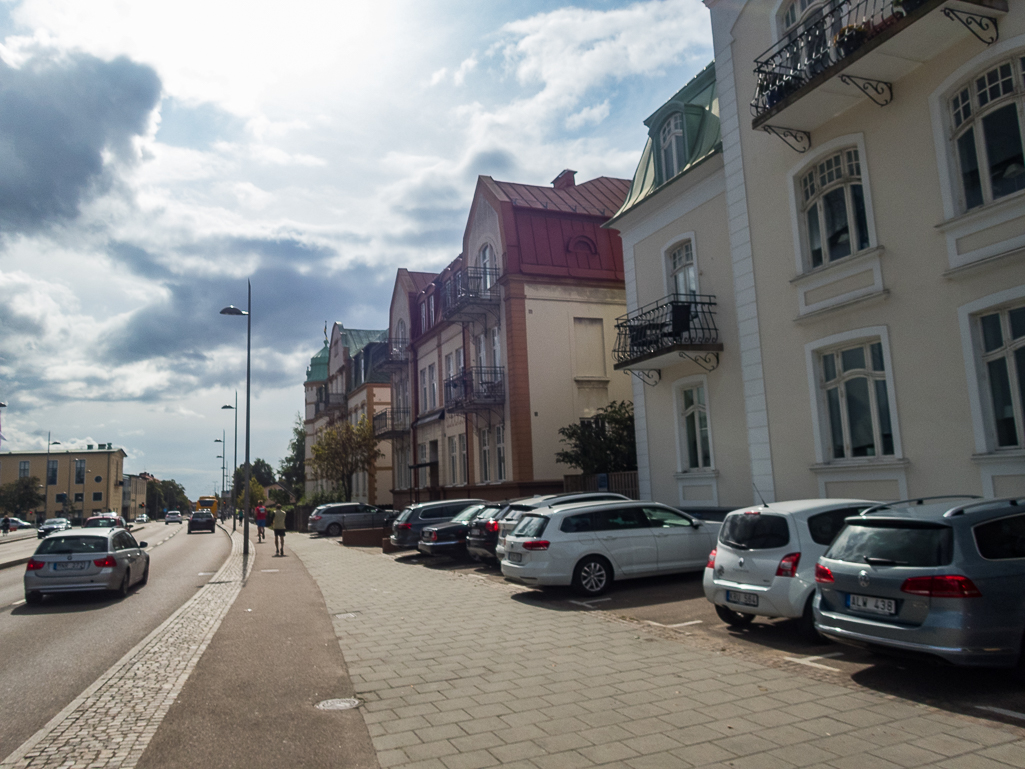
[502,500,719,596]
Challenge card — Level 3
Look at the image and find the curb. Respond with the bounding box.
[0,556,31,572]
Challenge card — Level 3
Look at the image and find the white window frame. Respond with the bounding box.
[458,433,467,484]
[429,295,435,327]
[476,334,486,369]
[491,327,501,369]
[419,368,427,415]
[659,112,686,181]
[448,436,458,485]
[496,424,506,482]
[428,363,437,411]
[420,302,426,335]
[664,237,698,299]
[479,428,491,483]
[977,304,1025,451]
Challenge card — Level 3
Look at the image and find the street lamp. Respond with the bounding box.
[0,402,7,452]
[220,281,251,557]
[42,433,60,524]
[215,431,226,517]
[222,393,238,530]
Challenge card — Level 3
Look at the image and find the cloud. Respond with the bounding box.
[566,100,611,130]
[453,55,477,86]
[0,51,160,236]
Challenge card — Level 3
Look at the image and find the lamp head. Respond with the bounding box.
[222,404,235,410]
[220,306,247,316]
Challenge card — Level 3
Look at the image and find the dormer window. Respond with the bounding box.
[660,113,686,181]
[780,0,825,37]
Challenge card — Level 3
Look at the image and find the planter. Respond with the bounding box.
[834,25,868,58]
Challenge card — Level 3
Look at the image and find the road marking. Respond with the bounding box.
[259,569,279,572]
[668,620,703,628]
[198,572,214,576]
[975,705,1025,722]
[569,598,612,609]
[782,652,843,671]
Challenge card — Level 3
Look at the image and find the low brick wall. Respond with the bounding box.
[341,527,390,548]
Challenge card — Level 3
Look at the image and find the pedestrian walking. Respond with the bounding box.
[1,514,9,537]
[254,503,267,543]
[270,504,286,556]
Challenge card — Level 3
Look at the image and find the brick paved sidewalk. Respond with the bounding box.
[289,536,1025,769]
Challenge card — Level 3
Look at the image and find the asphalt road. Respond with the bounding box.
[382,540,1025,729]
[0,522,230,763]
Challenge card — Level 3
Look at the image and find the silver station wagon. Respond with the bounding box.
[814,496,1025,668]
[24,530,150,604]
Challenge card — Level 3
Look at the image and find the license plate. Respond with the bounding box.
[507,552,522,563]
[54,561,87,571]
[726,590,758,607]
[848,594,896,615]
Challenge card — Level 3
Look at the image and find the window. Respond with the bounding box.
[979,305,1025,448]
[429,295,435,327]
[47,460,58,486]
[643,507,693,527]
[780,0,824,37]
[950,56,1025,211]
[19,460,29,478]
[975,513,1025,560]
[74,493,84,503]
[92,492,103,502]
[491,327,501,368]
[668,241,697,298]
[428,363,437,410]
[496,425,506,482]
[56,493,67,503]
[456,347,465,372]
[479,429,491,482]
[595,507,648,531]
[720,513,790,549]
[480,244,494,289]
[75,459,85,485]
[680,384,711,470]
[819,340,894,460]
[476,334,486,369]
[396,318,407,342]
[419,368,427,415]
[807,507,864,546]
[660,112,687,180]
[420,302,427,335]
[561,514,594,533]
[418,443,427,488]
[800,148,870,268]
[448,436,458,485]
[445,353,453,382]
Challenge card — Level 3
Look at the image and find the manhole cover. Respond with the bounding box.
[316,698,361,711]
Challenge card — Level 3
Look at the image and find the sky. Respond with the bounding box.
[0,0,713,500]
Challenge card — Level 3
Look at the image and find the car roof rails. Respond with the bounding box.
[943,496,1025,518]
[859,495,981,516]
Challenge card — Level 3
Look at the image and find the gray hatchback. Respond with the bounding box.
[814,496,1025,668]
[390,499,484,549]
[25,529,150,604]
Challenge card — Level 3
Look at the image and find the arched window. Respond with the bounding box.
[950,55,1025,212]
[818,340,894,460]
[799,147,870,269]
[396,319,406,342]
[660,113,686,180]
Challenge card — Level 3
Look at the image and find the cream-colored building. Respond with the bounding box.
[615,0,1024,507]
[0,444,127,523]
[121,473,147,519]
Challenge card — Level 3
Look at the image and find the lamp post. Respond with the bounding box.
[215,430,226,518]
[0,402,7,452]
[42,433,60,525]
[222,393,238,531]
[220,281,251,557]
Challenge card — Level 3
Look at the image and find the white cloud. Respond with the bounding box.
[566,100,611,130]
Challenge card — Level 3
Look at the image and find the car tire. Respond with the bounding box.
[25,590,42,605]
[116,571,130,599]
[573,556,613,597]
[326,523,342,538]
[798,595,823,644]
[715,604,755,627]
[140,561,150,586]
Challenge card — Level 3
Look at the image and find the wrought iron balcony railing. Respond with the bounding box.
[377,337,410,372]
[613,294,722,369]
[314,392,346,415]
[441,267,501,321]
[443,367,505,411]
[373,408,411,439]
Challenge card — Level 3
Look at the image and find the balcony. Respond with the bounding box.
[751,0,1006,136]
[441,267,501,323]
[613,294,723,373]
[377,337,410,373]
[444,367,505,412]
[373,408,411,440]
[314,392,346,416]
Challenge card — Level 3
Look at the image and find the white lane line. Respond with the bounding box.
[975,705,1025,722]
[259,569,279,573]
[783,652,844,671]
[569,598,612,608]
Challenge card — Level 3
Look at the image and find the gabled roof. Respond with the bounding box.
[408,271,437,294]
[336,326,387,357]
[486,176,631,219]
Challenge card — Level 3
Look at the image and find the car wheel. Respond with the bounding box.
[25,591,42,605]
[140,560,150,586]
[715,604,755,627]
[326,523,342,538]
[573,556,612,597]
[798,595,823,644]
[116,571,130,598]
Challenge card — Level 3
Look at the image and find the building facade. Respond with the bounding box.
[121,473,147,520]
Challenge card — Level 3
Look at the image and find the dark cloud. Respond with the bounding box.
[0,52,161,235]
[155,98,243,150]
[464,149,516,180]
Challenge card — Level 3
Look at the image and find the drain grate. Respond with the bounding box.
[316,698,361,711]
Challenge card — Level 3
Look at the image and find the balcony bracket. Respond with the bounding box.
[941,9,998,45]
[629,370,661,388]
[839,75,893,107]
[762,125,811,153]
[679,351,720,373]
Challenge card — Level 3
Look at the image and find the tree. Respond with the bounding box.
[555,401,637,475]
[233,457,275,495]
[277,412,306,492]
[0,476,45,516]
[146,479,190,516]
[309,416,382,502]
[245,477,266,507]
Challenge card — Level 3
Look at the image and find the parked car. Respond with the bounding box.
[6,517,34,530]
[703,499,874,639]
[165,511,183,525]
[814,496,1025,668]
[390,499,484,550]
[494,493,633,561]
[24,529,150,604]
[308,503,388,537]
[418,504,501,558]
[84,514,128,529]
[37,518,72,538]
[188,511,217,534]
[502,500,719,596]
[136,514,150,524]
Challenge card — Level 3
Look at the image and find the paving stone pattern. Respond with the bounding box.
[290,537,1025,769]
[0,529,252,769]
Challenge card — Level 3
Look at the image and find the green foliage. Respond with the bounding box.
[277,413,306,492]
[268,486,293,506]
[0,476,45,516]
[251,458,275,487]
[298,488,350,507]
[146,479,190,516]
[308,416,382,502]
[555,401,637,475]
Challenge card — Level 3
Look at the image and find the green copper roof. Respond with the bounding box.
[305,341,329,383]
[339,327,386,357]
[608,61,721,225]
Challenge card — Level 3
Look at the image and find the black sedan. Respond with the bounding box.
[37,518,73,538]
[188,511,216,534]
[418,504,498,557]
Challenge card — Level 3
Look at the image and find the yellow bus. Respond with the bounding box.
[196,496,219,518]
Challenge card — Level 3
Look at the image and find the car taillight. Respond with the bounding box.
[396,523,412,531]
[776,552,801,578]
[901,575,982,598]
[26,558,45,571]
[705,548,717,569]
[485,520,499,533]
[94,555,118,568]
[522,540,549,551]
[430,531,438,542]
[309,515,321,521]
[814,563,834,583]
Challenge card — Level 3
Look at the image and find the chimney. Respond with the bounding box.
[551,169,577,190]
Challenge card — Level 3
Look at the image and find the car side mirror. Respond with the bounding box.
[691,519,702,527]
[139,542,148,548]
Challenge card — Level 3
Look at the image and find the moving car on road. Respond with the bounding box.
[704,499,873,640]
[37,518,72,538]
[24,529,150,604]
[165,511,183,525]
[84,514,128,529]
[6,517,34,531]
[815,496,1025,669]
[187,510,216,534]
[136,514,149,524]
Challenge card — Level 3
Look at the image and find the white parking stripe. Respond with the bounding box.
[782,652,844,671]
[569,597,612,608]
[667,620,703,628]
[975,705,1025,722]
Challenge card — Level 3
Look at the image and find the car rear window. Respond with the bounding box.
[825,523,953,566]
[720,513,790,550]
[37,536,109,554]
[974,514,1025,560]
[560,513,593,533]
[807,508,862,546]
[422,507,454,519]
[513,515,548,538]
[395,508,414,523]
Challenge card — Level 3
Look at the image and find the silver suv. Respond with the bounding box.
[814,496,1025,668]
[307,503,387,537]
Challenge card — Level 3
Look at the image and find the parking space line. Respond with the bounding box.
[667,620,703,628]
[782,652,844,671]
[569,598,612,609]
[975,705,1025,722]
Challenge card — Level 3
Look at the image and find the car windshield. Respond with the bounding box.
[44,519,68,526]
[37,536,108,554]
[719,513,790,550]
[825,523,954,566]
[85,519,116,527]
[513,515,548,538]
[193,512,212,519]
